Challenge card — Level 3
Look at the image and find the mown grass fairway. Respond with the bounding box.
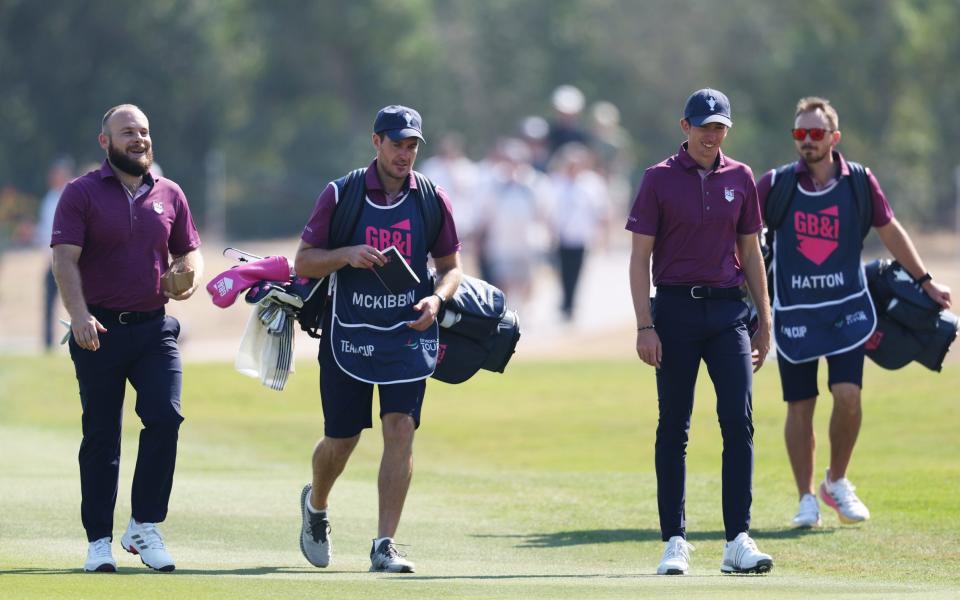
[1,355,958,599]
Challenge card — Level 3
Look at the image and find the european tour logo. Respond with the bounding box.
[794,205,840,266]
[365,218,414,260]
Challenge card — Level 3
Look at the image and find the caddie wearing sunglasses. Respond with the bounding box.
[756,96,952,533]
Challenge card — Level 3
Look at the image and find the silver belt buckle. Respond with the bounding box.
[690,286,706,299]
[118,311,133,324]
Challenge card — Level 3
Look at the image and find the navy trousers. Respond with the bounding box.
[652,293,754,542]
[69,313,184,542]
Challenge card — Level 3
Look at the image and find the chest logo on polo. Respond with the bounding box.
[153,201,164,214]
[365,218,414,259]
[794,205,840,266]
[724,187,735,202]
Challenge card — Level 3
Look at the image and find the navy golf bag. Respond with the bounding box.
[864,259,957,371]
[432,275,521,384]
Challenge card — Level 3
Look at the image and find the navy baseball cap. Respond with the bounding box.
[373,105,425,142]
[683,88,733,128]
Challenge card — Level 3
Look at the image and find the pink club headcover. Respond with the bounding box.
[206,255,292,308]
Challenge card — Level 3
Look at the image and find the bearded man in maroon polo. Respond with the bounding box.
[52,104,203,573]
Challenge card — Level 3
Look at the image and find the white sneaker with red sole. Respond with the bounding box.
[819,469,870,524]
[120,518,176,572]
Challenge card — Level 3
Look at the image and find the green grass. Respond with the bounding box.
[1,355,958,599]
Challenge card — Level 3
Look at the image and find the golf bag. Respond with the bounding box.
[864,259,957,371]
[432,274,521,384]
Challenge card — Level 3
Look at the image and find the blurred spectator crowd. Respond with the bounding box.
[421,84,635,321]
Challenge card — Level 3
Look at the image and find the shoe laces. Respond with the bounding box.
[378,541,409,559]
[135,523,167,550]
[829,478,861,505]
[739,535,759,553]
[308,513,330,543]
[663,538,694,561]
[89,537,112,559]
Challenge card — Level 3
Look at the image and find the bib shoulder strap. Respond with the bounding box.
[413,171,443,251]
[846,161,873,240]
[765,162,797,230]
[328,168,367,248]
[763,162,797,264]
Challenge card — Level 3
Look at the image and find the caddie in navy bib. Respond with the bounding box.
[772,176,876,363]
[329,192,438,383]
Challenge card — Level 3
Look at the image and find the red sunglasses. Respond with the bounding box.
[791,127,832,141]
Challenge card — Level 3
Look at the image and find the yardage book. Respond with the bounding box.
[371,245,420,293]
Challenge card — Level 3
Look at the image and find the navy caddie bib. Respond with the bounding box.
[772,177,876,363]
[329,190,438,383]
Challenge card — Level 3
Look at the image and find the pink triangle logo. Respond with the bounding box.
[391,219,411,231]
[820,205,839,216]
[796,235,838,265]
[794,205,840,265]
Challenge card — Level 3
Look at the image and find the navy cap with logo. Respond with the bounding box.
[373,105,425,142]
[683,88,733,128]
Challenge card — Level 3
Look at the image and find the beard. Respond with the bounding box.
[108,140,154,177]
[799,145,830,166]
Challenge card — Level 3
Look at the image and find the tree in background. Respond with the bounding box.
[2,0,958,237]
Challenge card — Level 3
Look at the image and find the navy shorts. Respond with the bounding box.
[318,330,426,438]
[777,345,865,402]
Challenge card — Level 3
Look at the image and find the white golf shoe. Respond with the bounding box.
[721,532,773,574]
[83,537,116,573]
[792,493,822,528]
[657,535,694,575]
[120,518,176,572]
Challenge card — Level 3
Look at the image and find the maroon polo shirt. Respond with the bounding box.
[301,159,461,257]
[51,160,202,312]
[626,143,762,287]
[756,151,893,228]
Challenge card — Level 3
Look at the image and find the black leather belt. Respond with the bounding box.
[89,305,165,325]
[656,285,744,300]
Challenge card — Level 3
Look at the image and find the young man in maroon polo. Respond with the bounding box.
[627,88,774,575]
[757,97,951,529]
[52,104,203,573]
